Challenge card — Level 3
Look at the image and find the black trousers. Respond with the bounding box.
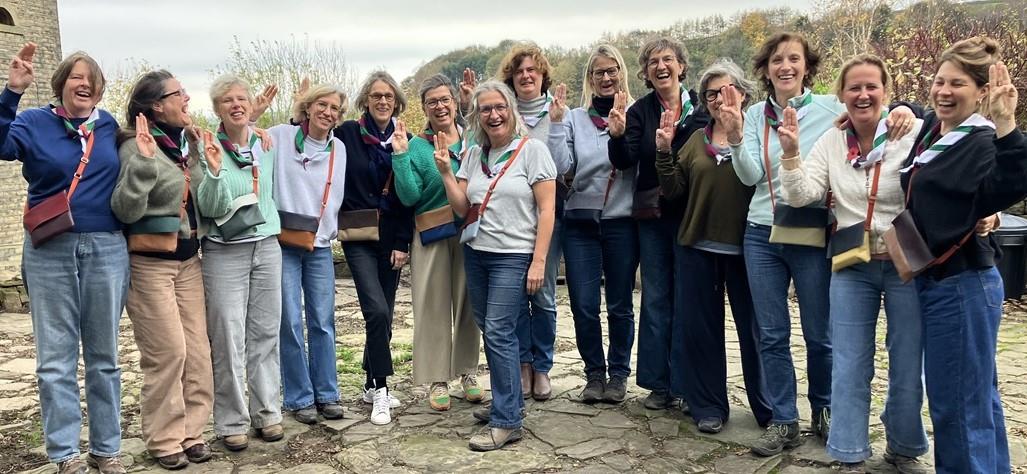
[343,241,400,382]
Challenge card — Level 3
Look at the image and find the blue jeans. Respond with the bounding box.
[917,267,1009,474]
[636,215,680,392]
[672,245,772,426]
[827,260,928,463]
[518,219,560,373]
[23,232,129,463]
[562,218,638,379]
[280,246,340,410]
[464,246,530,429]
[743,223,831,424]
[342,241,400,382]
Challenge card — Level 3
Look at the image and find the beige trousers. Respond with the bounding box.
[126,254,213,457]
[410,234,480,384]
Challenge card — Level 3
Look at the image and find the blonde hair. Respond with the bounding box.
[834,54,891,102]
[209,74,251,105]
[466,81,526,148]
[291,84,349,127]
[580,44,633,106]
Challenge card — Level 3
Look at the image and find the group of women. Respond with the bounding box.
[0,25,1022,474]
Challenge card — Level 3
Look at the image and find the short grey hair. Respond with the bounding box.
[209,74,251,106]
[466,81,525,149]
[698,58,757,111]
[291,84,349,126]
[418,73,458,104]
[354,70,406,116]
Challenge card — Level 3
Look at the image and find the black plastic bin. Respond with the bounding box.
[994,213,1027,300]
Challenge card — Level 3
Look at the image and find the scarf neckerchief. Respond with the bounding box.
[702,121,732,165]
[294,120,333,170]
[518,94,551,128]
[419,125,464,162]
[588,95,615,131]
[359,113,397,209]
[151,122,188,166]
[480,138,521,178]
[900,113,994,173]
[764,88,814,129]
[657,86,694,128]
[844,111,889,169]
[216,123,259,167]
[50,99,100,154]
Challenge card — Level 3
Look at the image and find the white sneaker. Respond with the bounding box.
[363,387,400,408]
[370,387,392,425]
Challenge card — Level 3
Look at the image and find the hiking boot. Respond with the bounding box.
[603,376,627,403]
[222,434,248,451]
[811,406,831,441]
[155,452,188,470]
[292,405,318,424]
[750,422,802,456]
[363,386,400,408]
[468,426,523,451]
[461,374,484,403]
[838,461,866,473]
[57,457,87,474]
[643,390,672,409]
[580,377,605,404]
[884,447,931,474]
[86,454,126,474]
[520,363,533,398]
[318,402,344,420]
[259,424,284,442]
[429,382,451,411]
[370,387,392,425]
[183,443,212,463]
[697,417,724,434]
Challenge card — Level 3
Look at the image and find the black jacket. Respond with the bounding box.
[608,89,709,219]
[901,109,1027,279]
[334,120,415,253]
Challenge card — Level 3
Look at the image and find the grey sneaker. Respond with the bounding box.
[884,447,931,474]
[603,376,627,403]
[86,454,126,474]
[838,461,866,473]
[580,377,605,404]
[750,422,802,456]
[293,405,318,424]
[697,417,723,433]
[468,426,523,451]
[318,402,345,420]
[811,406,831,441]
[643,390,672,409]
[57,458,87,474]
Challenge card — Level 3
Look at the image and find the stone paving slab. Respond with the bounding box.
[3,279,1027,472]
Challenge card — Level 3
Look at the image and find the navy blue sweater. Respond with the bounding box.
[0,87,121,233]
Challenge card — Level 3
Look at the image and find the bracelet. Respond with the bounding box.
[656,147,672,154]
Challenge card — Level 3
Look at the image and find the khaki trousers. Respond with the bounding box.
[410,234,480,384]
[126,254,212,457]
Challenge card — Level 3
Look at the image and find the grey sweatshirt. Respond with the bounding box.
[548,108,635,219]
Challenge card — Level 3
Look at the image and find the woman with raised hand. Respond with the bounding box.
[607,36,708,408]
[110,70,213,470]
[776,54,930,472]
[391,74,483,412]
[0,45,128,474]
[898,37,1024,474]
[495,43,569,400]
[333,71,415,426]
[436,81,556,451]
[197,74,283,452]
[655,58,772,434]
[547,44,639,404]
[265,85,348,425]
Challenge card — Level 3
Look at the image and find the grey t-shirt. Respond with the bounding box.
[456,137,556,253]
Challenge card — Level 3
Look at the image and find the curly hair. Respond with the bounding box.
[497,42,553,96]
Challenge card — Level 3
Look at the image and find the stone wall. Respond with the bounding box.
[0,1,62,280]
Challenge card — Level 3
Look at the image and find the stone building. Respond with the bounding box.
[0,1,62,280]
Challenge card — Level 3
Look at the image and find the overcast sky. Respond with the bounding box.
[57,0,810,112]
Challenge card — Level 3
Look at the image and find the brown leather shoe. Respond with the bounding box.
[259,424,284,442]
[520,363,533,399]
[532,371,551,400]
[183,442,212,463]
[155,452,188,470]
[222,434,248,451]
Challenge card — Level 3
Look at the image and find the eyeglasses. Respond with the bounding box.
[478,104,510,116]
[424,96,453,109]
[160,88,186,100]
[591,67,620,80]
[369,92,395,104]
[311,100,342,114]
[647,55,678,68]
[703,84,736,102]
